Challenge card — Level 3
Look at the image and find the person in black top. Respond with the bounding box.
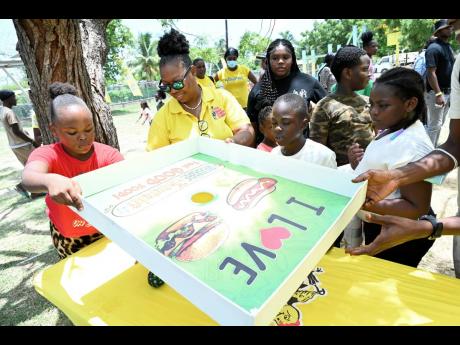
[247,38,327,145]
[425,19,455,146]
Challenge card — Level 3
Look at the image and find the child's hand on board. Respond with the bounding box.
[47,175,84,211]
[348,143,364,170]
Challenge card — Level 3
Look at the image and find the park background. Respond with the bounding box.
[0,19,458,325]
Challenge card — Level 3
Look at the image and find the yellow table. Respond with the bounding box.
[34,238,460,326]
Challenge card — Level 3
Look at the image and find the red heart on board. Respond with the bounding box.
[260,227,291,250]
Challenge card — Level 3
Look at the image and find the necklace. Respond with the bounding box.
[182,94,202,111]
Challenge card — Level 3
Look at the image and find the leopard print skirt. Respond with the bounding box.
[50,222,104,259]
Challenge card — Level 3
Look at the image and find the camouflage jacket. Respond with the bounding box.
[309,93,375,166]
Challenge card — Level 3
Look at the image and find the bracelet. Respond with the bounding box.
[433,148,458,169]
[435,91,443,97]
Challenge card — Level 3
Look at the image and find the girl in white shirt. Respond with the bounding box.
[347,67,435,267]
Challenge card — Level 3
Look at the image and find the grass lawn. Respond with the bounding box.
[0,104,150,325]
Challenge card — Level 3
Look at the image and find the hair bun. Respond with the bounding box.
[361,31,374,45]
[157,28,190,57]
[48,82,78,100]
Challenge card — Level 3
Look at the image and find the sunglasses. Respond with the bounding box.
[198,120,210,137]
[159,66,192,93]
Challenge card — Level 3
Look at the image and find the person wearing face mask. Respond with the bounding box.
[214,47,258,111]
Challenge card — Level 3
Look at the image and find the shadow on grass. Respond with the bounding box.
[0,249,73,325]
[0,166,21,189]
[0,196,47,240]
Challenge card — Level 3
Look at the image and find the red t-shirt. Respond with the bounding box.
[27,142,124,237]
[256,142,275,152]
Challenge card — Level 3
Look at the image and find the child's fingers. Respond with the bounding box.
[68,183,84,211]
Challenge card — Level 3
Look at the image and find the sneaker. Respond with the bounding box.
[14,184,30,199]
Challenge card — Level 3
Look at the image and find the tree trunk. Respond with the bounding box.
[13,19,119,149]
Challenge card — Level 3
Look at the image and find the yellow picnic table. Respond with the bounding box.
[34,237,460,326]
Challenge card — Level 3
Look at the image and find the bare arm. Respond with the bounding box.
[11,123,38,147]
[248,71,258,85]
[427,67,446,106]
[346,213,460,256]
[22,160,84,210]
[353,119,460,207]
[213,73,219,82]
[364,181,431,219]
[225,123,255,147]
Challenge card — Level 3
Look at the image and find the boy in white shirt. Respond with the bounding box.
[271,93,337,169]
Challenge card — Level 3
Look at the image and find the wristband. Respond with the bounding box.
[418,214,443,240]
[435,91,443,97]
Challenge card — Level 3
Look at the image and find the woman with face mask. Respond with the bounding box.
[214,47,258,111]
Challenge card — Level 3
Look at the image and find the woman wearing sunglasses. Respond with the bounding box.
[146,29,254,151]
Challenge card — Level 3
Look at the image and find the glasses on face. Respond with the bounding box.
[198,120,210,137]
[159,65,192,93]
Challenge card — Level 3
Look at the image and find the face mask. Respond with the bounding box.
[227,60,238,69]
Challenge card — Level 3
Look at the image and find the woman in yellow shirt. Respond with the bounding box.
[214,47,258,110]
[193,58,216,89]
[146,29,254,151]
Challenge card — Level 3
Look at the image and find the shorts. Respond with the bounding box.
[50,222,103,259]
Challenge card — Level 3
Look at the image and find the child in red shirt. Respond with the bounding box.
[256,106,277,152]
[22,82,124,258]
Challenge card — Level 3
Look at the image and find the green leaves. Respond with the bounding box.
[104,20,135,84]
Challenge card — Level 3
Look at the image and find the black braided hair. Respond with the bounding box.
[157,28,191,69]
[375,67,427,127]
[330,45,367,83]
[48,82,88,123]
[259,39,300,106]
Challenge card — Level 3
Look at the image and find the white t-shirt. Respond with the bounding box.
[271,139,337,169]
[0,106,30,148]
[354,120,434,199]
[447,54,460,120]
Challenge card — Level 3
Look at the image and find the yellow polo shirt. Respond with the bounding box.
[146,87,250,151]
[217,65,251,108]
[196,75,216,89]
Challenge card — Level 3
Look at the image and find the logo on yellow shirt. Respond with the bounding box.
[211,106,226,120]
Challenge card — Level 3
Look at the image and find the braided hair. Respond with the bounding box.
[49,82,89,123]
[259,39,300,106]
[374,67,427,128]
[157,28,191,69]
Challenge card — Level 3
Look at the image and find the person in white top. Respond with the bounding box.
[346,67,434,267]
[0,90,41,198]
[270,93,337,169]
[136,101,154,125]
